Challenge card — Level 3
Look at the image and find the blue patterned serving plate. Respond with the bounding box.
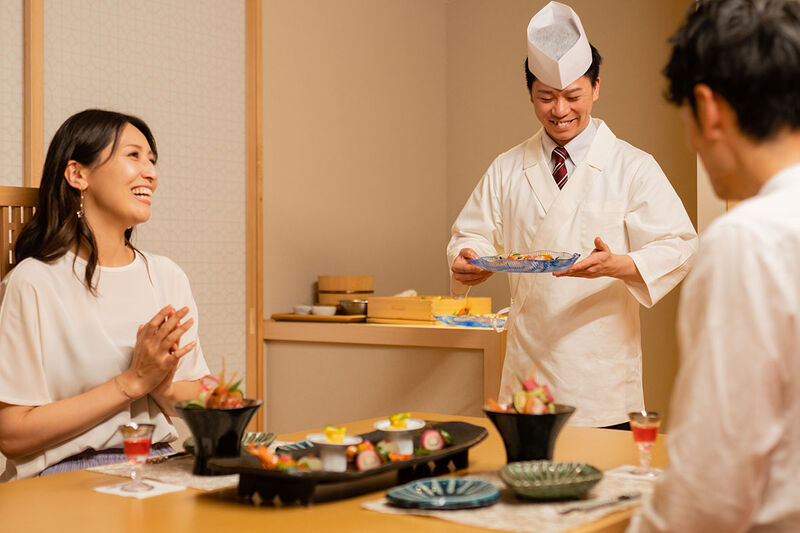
[386,477,499,509]
[470,251,580,273]
[434,314,507,329]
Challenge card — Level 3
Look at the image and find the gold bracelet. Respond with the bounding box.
[114,375,136,401]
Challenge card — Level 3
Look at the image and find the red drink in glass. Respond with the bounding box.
[118,423,155,492]
[631,423,658,445]
[628,411,661,476]
[124,437,152,462]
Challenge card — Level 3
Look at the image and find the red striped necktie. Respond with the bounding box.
[551,146,569,189]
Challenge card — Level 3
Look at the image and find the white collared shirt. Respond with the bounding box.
[628,163,800,532]
[541,118,598,179]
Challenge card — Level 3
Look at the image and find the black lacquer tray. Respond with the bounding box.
[207,420,488,505]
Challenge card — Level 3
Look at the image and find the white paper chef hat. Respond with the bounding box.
[526,1,592,90]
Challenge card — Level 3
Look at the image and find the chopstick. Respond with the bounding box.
[558,492,641,514]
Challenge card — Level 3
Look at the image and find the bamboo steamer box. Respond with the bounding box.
[367,296,492,322]
[317,275,374,306]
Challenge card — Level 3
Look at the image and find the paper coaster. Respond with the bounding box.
[604,464,663,481]
[94,479,186,499]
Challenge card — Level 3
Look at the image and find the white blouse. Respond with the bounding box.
[0,250,209,480]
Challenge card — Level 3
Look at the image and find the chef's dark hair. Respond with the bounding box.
[525,43,602,92]
[13,109,157,293]
[665,0,800,140]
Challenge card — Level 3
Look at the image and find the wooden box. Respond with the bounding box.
[317,275,374,306]
[367,296,492,323]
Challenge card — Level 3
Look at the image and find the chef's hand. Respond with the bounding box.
[553,237,644,283]
[117,306,196,399]
[452,248,494,286]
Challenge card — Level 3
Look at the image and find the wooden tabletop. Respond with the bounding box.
[0,413,666,533]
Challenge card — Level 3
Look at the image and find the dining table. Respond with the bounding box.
[0,412,667,533]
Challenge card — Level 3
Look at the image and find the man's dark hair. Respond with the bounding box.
[665,0,800,140]
[525,43,602,92]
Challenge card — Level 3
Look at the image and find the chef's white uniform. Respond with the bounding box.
[447,118,697,426]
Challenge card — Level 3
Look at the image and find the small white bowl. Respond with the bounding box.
[311,305,337,316]
[306,433,363,472]
[374,418,425,455]
[294,304,312,315]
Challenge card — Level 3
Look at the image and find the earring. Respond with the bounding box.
[76,189,85,219]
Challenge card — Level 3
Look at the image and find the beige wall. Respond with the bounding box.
[445,0,696,423]
[262,0,449,315]
[0,0,23,186]
[41,0,248,383]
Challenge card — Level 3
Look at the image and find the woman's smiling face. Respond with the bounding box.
[82,122,158,230]
[531,76,600,145]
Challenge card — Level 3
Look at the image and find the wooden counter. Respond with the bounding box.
[0,412,666,533]
[263,320,506,433]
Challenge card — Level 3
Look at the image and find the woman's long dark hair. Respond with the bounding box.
[13,109,157,292]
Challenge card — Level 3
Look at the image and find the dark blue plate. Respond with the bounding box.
[275,440,313,453]
[386,477,499,509]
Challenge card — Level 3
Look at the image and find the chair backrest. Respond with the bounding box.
[0,186,39,280]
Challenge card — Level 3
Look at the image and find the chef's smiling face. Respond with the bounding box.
[531,76,600,145]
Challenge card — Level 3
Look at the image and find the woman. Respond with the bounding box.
[0,109,209,480]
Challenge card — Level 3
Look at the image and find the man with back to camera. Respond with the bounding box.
[628,0,800,530]
[447,1,698,428]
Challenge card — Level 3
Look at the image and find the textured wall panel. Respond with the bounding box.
[43,0,247,386]
[0,1,23,186]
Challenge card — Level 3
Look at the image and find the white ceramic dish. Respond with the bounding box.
[311,305,337,316]
[293,304,312,315]
[306,433,363,472]
[373,418,426,455]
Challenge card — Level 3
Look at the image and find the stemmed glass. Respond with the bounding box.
[119,423,155,492]
[628,411,661,477]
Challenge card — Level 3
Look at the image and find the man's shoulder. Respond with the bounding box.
[708,185,800,248]
[490,132,541,169]
[608,136,657,167]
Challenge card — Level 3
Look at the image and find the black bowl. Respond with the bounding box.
[174,399,262,475]
[484,404,575,463]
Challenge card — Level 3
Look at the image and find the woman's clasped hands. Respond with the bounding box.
[117,305,196,401]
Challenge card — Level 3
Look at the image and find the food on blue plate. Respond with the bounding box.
[483,252,559,261]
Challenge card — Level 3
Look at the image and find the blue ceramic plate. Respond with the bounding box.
[275,440,314,453]
[434,315,507,329]
[470,251,580,273]
[386,477,500,509]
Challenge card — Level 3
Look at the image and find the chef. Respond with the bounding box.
[447,1,698,428]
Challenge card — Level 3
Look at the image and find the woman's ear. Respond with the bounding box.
[63,161,88,191]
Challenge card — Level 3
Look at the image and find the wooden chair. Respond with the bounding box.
[0,186,38,279]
